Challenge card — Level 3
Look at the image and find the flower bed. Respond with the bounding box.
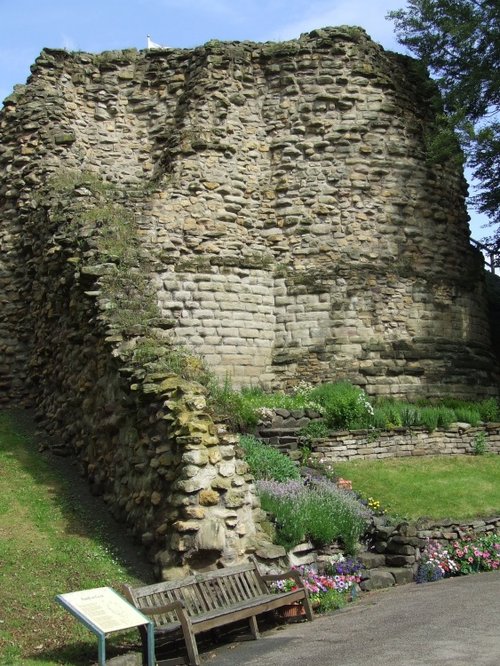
[270,555,364,613]
[416,533,500,583]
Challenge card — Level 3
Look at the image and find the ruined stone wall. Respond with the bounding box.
[0,28,499,576]
[1,27,497,405]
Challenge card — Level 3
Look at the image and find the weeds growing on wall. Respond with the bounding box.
[43,169,216,387]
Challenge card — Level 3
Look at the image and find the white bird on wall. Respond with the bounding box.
[147,35,165,50]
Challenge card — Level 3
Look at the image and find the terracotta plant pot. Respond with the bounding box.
[277,603,306,619]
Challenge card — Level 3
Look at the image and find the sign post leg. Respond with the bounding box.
[146,622,156,665]
[98,633,106,665]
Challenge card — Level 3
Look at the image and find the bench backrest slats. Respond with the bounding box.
[241,570,265,597]
[179,583,205,615]
[212,579,234,607]
[195,581,217,612]
[232,572,251,601]
[224,576,243,604]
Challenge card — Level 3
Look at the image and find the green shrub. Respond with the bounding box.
[453,407,481,425]
[317,588,349,612]
[372,403,404,429]
[299,420,330,440]
[473,432,488,455]
[224,386,320,428]
[257,480,308,549]
[239,435,300,482]
[399,405,422,427]
[418,406,456,431]
[477,398,499,422]
[303,480,368,552]
[220,381,498,434]
[310,383,374,430]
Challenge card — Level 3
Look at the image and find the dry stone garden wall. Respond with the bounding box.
[0,28,499,577]
[254,409,500,459]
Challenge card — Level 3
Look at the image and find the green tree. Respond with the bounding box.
[388,1,500,240]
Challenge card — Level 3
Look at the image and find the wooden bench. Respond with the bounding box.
[123,556,313,666]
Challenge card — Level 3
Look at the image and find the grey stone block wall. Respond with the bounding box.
[310,423,500,462]
[1,28,497,404]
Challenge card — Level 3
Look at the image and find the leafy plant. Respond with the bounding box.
[388,0,500,229]
[317,588,349,612]
[239,435,300,482]
[453,406,481,425]
[419,405,455,431]
[310,383,374,430]
[477,398,499,422]
[256,479,308,548]
[473,432,488,456]
[299,419,330,441]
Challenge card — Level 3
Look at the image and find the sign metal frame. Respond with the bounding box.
[56,586,155,666]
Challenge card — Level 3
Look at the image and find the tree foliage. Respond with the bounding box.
[388,0,500,238]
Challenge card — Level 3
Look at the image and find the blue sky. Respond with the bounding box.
[0,0,490,238]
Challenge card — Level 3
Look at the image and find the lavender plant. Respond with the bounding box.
[256,476,370,553]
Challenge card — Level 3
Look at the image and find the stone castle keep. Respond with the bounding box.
[0,27,498,576]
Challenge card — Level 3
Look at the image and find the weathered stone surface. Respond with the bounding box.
[1,27,498,581]
[390,567,415,585]
[385,554,416,567]
[195,519,226,551]
[358,551,386,569]
[199,489,220,506]
[365,569,395,589]
[255,543,287,560]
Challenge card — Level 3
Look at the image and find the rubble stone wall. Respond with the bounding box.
[1,28,497,405]
[0,28,498,577]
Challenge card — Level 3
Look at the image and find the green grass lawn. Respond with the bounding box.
[0,411,149,666]
[334,454,500,521]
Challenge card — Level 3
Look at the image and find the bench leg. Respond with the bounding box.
[249,615,260,639]
[184,634,200,666]
[178,622,200,666]
[303,595,314,622]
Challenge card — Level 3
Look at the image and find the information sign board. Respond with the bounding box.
[56,587,155,666]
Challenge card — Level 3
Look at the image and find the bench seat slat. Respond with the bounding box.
[152,589,307,636]
[192,589,305,627]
